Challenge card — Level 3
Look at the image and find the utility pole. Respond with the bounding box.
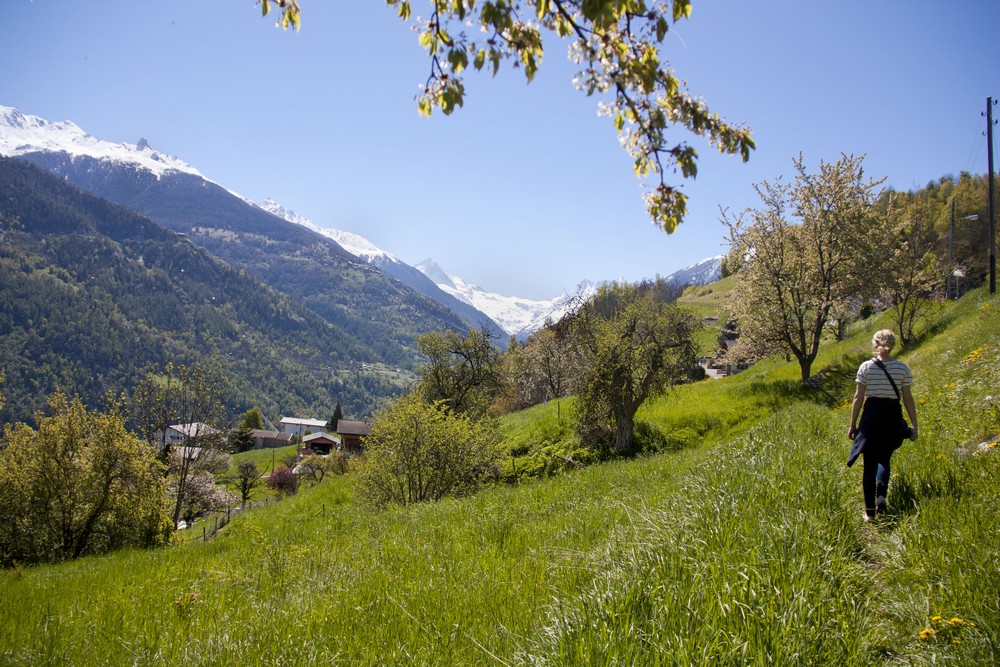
[988,96,996,294]
[949,198,955,299]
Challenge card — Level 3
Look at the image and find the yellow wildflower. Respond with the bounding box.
[920,628,935,639]
[931,616,943,622]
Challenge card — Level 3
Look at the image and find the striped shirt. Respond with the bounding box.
[856,358,912,400]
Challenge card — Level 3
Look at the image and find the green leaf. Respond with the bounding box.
[614,112,625,132]
[655,17,669,41]
[673,0,692,21]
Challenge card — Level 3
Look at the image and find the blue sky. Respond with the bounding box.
[3,1,997,299]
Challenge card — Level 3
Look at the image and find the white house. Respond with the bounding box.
[152,422,220,449]
[279,417,329,438]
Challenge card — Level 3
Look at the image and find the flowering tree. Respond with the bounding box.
[722,154,885,382]
[258,0,754,233]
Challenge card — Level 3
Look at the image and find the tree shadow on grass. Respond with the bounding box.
[744,361,856,411]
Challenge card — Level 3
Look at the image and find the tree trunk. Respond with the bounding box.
[614,412,636,454]
[799,357,813,384]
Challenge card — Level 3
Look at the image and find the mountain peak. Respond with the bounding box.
[414,259,455,290]
[258,198,397,263]
[0,105,204,180]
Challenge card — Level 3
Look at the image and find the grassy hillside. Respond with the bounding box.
[677,275,735,356]
[1,288,997,665]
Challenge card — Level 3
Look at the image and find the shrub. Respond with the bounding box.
[352,394,503,507]
[266,466,299,497]
[297,452,348,485]
[0,393,171,564]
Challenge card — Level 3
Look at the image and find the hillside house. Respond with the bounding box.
[279,417,329,439]
[153,422,220,450]
[303,431,342,456]
[336,419,371,454]
[697,339,748,379]
[249,429,293,449]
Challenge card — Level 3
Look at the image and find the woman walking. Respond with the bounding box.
[848,329,919,520]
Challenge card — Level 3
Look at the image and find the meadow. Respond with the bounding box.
[0,288,997,665]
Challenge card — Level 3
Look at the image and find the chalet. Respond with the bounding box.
[249,429,293,449]
[302,431,342,456]
[336,419,371,454]
[279,417,329,439]
[152,422,220,449]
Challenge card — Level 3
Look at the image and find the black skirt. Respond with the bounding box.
[859,396,904,454]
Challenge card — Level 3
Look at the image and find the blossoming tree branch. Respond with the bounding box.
[258,0,755,233]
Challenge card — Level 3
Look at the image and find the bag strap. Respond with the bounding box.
[872,358,902,401]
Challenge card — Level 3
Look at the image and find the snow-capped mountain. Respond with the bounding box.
[258,198,396,263]
[258,198,596,339]
[257,199,504,335]
[416,259,598,339]
[0,105,723,343]
[666,255,723,287]
[0,106,478,372]
[414,255,721,340]
[0,106,204,180]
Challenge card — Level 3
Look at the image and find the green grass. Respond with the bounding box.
[228,443,298,472]
[677,275,736,356]
[1,287,997,665]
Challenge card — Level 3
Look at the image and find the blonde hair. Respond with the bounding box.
[872,329,896,356]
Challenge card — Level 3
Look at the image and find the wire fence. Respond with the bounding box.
[172,497,282,545]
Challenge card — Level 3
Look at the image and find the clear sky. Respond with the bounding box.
[3,1,997,299]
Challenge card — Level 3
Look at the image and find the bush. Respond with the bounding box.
[352,394,503,507]
[297,452,348,485]
[266,466,299,497]
[0,393,171,564]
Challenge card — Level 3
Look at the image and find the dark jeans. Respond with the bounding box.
[859,397,903,517]
[862,447,891,516]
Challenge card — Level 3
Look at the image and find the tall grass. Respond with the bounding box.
[0,288,996,665]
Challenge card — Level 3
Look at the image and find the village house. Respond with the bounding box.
[249,429,293,449]
[279,416,329,439]
[152,422,220,450]
[335,419,371,455]
[302,431,342,456]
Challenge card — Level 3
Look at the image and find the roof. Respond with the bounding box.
[250,429,292,441]
[167,423,218,438]
[336,420,371,436]
[279,417,328,428]
[303,432,341,445]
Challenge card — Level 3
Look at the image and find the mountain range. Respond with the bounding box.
[0,106,721,336]
[0,105,722,423]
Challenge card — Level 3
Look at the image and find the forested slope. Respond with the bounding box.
[0,157,402,424]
